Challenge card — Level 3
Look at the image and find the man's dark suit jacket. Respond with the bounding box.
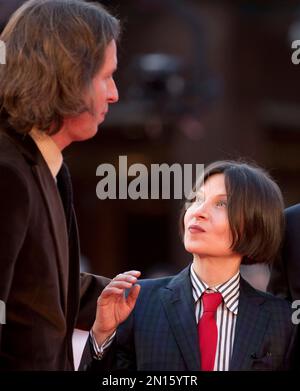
[0,126,109,370]
[84,266,297,371]
[268,204,300,301]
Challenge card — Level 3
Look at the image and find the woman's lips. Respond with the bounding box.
[188,224,206,233]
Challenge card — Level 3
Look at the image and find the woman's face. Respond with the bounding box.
[184,173,235,258]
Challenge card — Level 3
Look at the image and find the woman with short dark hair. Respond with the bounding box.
[88,160,297,371]
[180,160,284,266]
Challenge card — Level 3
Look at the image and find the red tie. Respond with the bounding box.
[198,292,223,371]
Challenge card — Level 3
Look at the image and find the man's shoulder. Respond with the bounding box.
[284,204,300,236]
[0,133,36,195]
[0,131,24,161]
[0,131,33,172]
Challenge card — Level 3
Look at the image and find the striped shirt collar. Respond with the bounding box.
[190,264,240,315]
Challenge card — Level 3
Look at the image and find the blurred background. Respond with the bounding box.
[2,0,300,368]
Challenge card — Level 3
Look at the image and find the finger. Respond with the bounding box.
[112,272,140,284]
[99,287,124,301]
[113,275,137,284]
[108,281,134,290]
[123,270,141,277]
[126,284,141,308]
[114,270,141,279]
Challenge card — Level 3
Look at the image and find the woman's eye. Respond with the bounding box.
[216,200,227,207]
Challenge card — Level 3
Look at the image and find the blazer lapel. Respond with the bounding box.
[32,163,69,314]
[230,278,270,370]
[160,266,200,371]
[6,130,69,314]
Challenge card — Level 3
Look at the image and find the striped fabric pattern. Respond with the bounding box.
[190,265,240,371]
[89,329,116,360]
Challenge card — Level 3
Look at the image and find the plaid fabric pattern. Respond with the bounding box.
[89,265,298,371]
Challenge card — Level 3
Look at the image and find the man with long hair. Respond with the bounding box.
[0,0,121,370]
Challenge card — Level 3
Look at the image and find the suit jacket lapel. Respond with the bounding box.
[32,163,69,314]
[230,277,270,370]
[160,266,200,371]
[6,130,69,314]
[56,163,73,237]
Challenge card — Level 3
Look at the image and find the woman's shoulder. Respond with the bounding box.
[241,277,293,316]
[137,265,190,291]
[138,275,175,289]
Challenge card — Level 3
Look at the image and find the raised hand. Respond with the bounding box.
[92,270,141,345]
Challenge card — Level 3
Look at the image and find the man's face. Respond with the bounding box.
[88,39,119,130]
[55,39,118,148]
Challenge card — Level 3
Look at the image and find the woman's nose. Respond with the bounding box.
[192,200,209,219]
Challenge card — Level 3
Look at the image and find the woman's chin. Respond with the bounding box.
[184,243,201,255]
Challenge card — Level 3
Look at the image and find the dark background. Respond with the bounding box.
[1,0,300,284]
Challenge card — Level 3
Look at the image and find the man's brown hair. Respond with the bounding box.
[0,0,120,135]
[179,160,284,265]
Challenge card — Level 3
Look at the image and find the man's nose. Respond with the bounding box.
[108,78,119,103]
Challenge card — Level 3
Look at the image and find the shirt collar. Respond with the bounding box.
[190,264,240,315]
[29,128,63,178]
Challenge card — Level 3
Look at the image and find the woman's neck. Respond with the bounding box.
[192,254,242,287]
